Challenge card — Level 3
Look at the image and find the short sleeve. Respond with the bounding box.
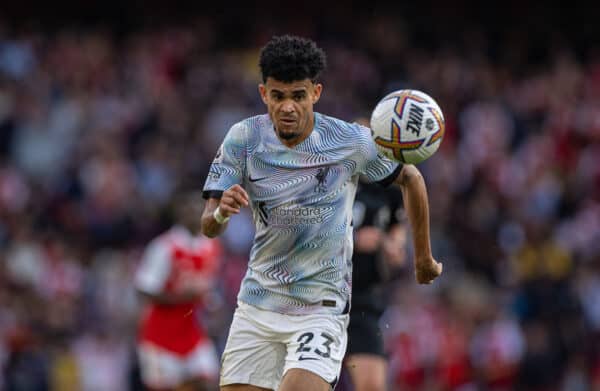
[203,121,247,199]
[135,240,171,294]
[355,123,402,186]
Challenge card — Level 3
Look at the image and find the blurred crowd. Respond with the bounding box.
[0,5,600,391]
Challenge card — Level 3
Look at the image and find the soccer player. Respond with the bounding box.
[344,179,408,391]
[135,192,222,391]
[201,35,442,391]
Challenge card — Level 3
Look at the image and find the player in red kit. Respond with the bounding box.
[135,192,222,391]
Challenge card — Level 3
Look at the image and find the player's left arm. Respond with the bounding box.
[392,164,442,284]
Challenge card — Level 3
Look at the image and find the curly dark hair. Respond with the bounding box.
[259,35,327,83]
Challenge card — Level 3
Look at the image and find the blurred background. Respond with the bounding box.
[0,1,599,390]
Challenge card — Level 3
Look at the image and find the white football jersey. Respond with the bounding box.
[203,113,400,315]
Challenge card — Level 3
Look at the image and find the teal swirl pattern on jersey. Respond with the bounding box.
[203,113,400,315]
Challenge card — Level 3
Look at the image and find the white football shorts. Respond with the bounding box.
[220,301,349,390]
[138,339,219,389]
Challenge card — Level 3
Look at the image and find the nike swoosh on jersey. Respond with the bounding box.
[248,175,269,182]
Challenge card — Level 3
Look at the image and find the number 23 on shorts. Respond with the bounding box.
[294,331,337,361]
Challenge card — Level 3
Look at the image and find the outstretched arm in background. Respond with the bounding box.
[393,164,443,284]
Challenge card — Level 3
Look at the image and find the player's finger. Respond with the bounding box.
[229,185,250,204]
[219,203,240,215]
[227,185,250,205]
[416,267,441,284]
[230,191,249,207]
[222,194,239,207]
[221,195,240,209]
[223,190,247,208]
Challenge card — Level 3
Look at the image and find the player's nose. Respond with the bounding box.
[280,100,295,113]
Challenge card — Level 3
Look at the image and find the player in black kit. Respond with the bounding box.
[344,179,408,391]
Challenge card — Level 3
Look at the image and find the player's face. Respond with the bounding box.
[259,78,322,146]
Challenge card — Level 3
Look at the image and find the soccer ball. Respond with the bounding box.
[370,89,445,164]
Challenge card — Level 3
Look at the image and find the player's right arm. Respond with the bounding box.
[201,122,249,237]
[201,185,249,238]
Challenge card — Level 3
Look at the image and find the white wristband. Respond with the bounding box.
[213,207,230,224]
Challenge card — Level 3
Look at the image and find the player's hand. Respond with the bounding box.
[219,185,249,217]
[415,257,442,284]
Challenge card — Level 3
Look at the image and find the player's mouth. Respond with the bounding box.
[279,117,297,126]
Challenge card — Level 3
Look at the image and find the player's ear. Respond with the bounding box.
[258,84,268,105]
[312,83,322,104]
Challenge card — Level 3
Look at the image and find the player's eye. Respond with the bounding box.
[271,92,284,101]
[293,92,306,101]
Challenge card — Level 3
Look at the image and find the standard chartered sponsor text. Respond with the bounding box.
[269,206,325,225]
